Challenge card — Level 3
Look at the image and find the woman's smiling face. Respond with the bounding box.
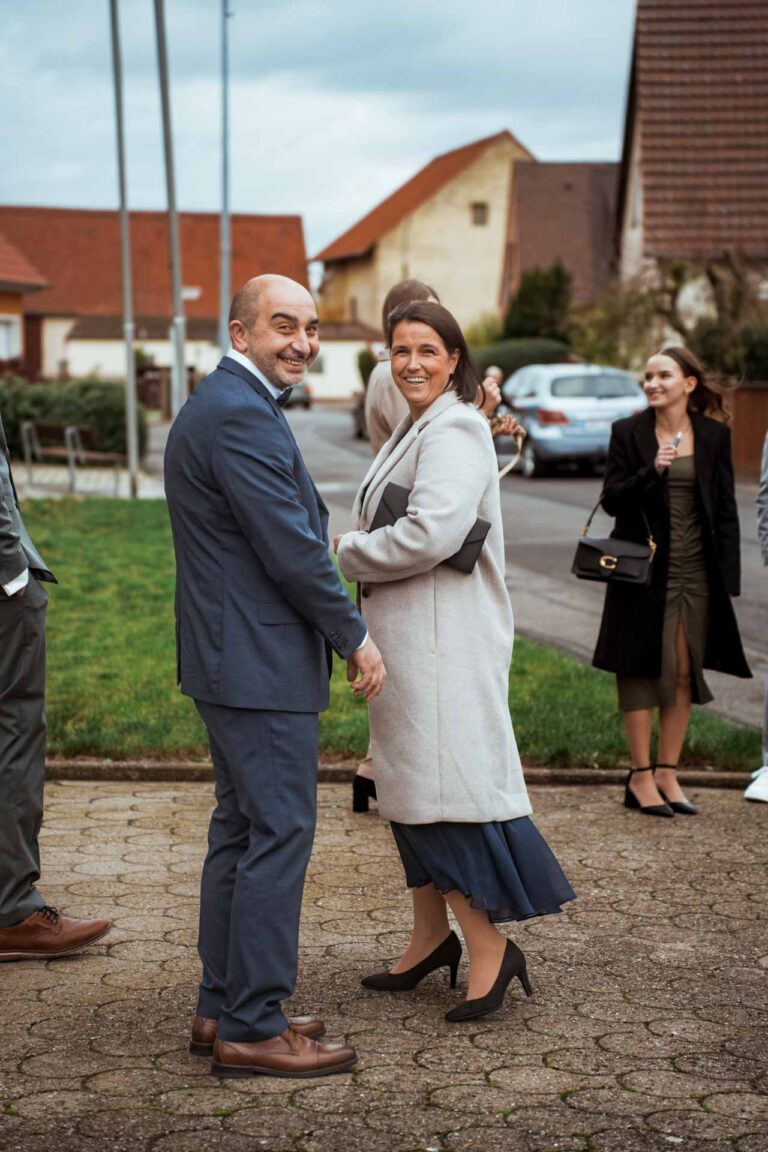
[390,320,460,419]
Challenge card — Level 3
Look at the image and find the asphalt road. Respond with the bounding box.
[287,404,767,731]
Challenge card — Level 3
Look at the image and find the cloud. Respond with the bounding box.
[0,0,636,254]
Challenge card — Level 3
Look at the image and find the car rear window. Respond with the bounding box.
[550,374,639,399]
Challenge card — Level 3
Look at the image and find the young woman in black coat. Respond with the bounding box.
[593,347,751,816]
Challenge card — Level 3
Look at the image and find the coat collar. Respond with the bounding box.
[357,390,461,524]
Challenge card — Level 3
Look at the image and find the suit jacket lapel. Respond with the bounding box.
[218,357,328,529]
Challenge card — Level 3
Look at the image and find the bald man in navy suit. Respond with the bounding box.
[165,275,385,1079]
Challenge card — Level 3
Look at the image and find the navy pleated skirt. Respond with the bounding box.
[389,816,575,924]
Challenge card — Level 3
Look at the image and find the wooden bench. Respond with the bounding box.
[21,420,125,494]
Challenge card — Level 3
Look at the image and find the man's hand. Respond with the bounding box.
[332,533,342,555]
[347,636,386,702]
[490,414,525,440]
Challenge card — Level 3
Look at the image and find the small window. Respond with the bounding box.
[471,202,489,226]
[308,354,325,374]
[0,316,21,359]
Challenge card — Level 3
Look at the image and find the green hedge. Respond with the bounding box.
[471,337,573,380]
[0,377,148,459]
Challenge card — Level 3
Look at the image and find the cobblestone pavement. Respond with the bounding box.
[1,782,766,1152]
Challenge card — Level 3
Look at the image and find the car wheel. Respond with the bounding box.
[576,459,595,476]
[521,441,542,479]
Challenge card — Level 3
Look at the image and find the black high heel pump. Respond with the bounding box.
[624,765,674,817]
[445,939,532,1023]
[654,764,697,815]
[361,930,461,991]
[352,774,377,813]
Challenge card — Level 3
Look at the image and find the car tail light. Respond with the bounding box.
[536,408,569,425]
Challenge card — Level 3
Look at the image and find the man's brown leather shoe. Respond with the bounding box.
[0,906,112,961]
[189,1014,325,1057]
[211,1028,356,1078]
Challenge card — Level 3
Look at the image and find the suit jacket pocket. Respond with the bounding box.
[257,602,306,626]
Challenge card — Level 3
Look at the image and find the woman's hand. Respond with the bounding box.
[477,377,502,417]
[490,414,525,440]
[332,534,342,555]
[654,440,678,474]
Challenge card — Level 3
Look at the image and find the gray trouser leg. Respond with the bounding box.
[0,578,48,927]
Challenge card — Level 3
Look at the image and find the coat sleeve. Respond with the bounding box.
[0,467,27,588]
[337,414,491,583]
[211,404,366,657]
[601,422,662,517]
[714,424,741,596]
[757,431,768,566]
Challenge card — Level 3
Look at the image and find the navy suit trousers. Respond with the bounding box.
[194,701,318,1042]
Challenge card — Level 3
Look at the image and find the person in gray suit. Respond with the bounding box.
[0,410,112,960]
[165,274,386,1079]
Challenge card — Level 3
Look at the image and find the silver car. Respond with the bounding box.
[501,363,647,478]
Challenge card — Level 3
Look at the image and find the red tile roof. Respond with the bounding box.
[623,0,768,259]
[313,130,534,263]
[514,163,619,304]
[0,231,47,291]
[0,207,308,317]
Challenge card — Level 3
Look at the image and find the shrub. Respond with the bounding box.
[504,263,572,341]
[471,338,573,380]
[357,347,377,389]
[464,312,503,347]
[0,377,148,459]
[568,281,662,370]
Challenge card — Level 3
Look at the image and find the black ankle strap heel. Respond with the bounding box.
[654,765,697,815]
[624,766,674,818]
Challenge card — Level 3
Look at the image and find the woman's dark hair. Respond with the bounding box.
[387,301,481,406]
[381,279,439,338]
[659,346,731,423]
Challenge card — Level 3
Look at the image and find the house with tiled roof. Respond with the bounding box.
[0,232,47,363]
[618,0,768,281]
[512,163,619,306]
[0,207,308,380]
[314,131,536,332]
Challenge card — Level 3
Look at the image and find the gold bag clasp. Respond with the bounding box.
[599,555,618,572]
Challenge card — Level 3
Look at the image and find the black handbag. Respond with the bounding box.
[369,482,491,574]
[572,496,657,586]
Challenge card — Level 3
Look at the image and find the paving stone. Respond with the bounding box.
[1,781,765,1149]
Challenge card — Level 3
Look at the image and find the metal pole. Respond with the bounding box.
[153,0,186,417]
[109,0,139,497]
[218,1,233,355]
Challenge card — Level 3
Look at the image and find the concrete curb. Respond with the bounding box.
[45,759,751,789]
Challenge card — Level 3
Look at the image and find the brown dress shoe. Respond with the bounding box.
[211,1028,356,1079]
[189,1014,325,1057]
[0,906,112,961]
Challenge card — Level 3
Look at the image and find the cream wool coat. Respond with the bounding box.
[337,391,532,825]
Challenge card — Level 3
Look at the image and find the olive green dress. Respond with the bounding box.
[618,454,713,712]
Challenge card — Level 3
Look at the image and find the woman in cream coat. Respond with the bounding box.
[336,302,574,1022]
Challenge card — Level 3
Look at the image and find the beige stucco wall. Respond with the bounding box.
[319,136,532,332]
[619,119,646,283]
[42,317,77,377]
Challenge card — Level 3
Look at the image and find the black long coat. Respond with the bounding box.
[592,407,751,680]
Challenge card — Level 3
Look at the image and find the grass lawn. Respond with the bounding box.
[25,499,760,769]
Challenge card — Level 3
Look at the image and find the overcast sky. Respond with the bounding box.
[0,0,637,259]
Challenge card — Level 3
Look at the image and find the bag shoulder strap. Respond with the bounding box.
[581,491,655,553]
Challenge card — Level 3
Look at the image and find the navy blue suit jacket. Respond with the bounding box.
[164,356,366,711]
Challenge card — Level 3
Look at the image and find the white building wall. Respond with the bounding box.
[65,338,222,380]
[308,340,369,400]
[43,317,77,377]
